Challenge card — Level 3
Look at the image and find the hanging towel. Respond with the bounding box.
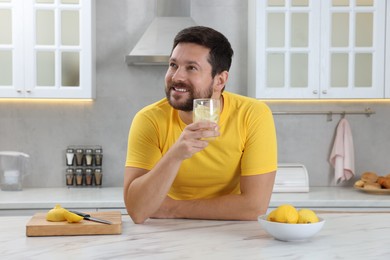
[329,118,355,184]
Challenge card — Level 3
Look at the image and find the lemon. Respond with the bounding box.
[273,204,299,224]
[46,204,66,222]
[266,209,278,222]
[297,209,319,224]
[63,210,83,223]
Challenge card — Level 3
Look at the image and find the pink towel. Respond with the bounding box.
[329,118,355,184]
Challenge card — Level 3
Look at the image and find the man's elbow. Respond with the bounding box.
[127,210,148,224]
[125,200,149,224]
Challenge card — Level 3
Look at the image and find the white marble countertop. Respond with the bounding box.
[1,212,389,259]
[1,187,390,213]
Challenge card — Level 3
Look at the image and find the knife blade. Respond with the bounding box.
[69,210,112,225]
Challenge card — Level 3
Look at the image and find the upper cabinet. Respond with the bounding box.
[248,0,387,99]
[0,0,95,99]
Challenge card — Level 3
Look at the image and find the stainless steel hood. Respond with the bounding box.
[125,0,196,66]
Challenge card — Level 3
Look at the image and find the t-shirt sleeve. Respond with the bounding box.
[240,103,278,176]
[125,111,162,170]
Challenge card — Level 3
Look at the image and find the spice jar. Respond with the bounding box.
[75,149,84,166]
[65,168,74,186]
[85,149,93,166]
[94,148,103,166]
[75,168,84,186]
[66,148,75,166]
[94,168,103,186]
[85,168,93,186]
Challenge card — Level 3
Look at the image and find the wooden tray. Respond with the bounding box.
[354,185,390,195]
[26,211,122,237]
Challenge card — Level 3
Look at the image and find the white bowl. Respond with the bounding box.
[258,215,325,242]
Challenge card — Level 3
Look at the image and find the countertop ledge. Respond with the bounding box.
[2,213,390,258]
[1,187,390,211]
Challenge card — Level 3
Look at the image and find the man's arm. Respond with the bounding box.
[151,171,276,221]
[124,121,219,224]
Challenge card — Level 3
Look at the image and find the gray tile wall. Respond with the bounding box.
[0,0,389,188]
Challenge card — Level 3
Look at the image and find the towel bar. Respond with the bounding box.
[272,107,374,121]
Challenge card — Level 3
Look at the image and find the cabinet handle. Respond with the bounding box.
[16,89,22,93]
[26,90,32,93]
[322,90,327,94]
[313,90,318,94]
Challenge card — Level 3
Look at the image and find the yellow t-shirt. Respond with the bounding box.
[125,92,277,200]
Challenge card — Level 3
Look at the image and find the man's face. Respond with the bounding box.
[165,43,216,111]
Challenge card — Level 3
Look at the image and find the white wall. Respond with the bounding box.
[0,0,389,188]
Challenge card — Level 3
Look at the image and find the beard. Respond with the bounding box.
[165,82,214,111]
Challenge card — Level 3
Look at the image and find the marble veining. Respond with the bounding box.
[0,213,389,259]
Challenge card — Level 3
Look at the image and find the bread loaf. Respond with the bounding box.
[377,177,390,189]
[363,182,381,190]
[360,172,378,183]
[354,180,365,188]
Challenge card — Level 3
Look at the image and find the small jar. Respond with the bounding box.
[66,148,75,166]
[85,149,93,166]
[94,148,103,166]
[65,168,75,186]
[85,168,93,186]
[75,149,84,166]
[94,168,103,186]
[75,168,84,186]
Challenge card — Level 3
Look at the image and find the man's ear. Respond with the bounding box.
[214,71,229,92]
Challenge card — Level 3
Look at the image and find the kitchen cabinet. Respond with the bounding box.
[0,0,95,99]
[386,2,390,98]
[248,0,387,99]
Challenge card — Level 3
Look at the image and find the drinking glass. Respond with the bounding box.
[193,98,220,124]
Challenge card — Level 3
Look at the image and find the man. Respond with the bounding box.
[124,26,277,224]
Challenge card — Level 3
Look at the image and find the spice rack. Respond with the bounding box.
[65,145,103,188]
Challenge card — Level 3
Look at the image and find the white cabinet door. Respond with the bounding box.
[249,0,320,99]
[0,0,24,97]
[248,0,386,99]
[319,0,385,99]
[0,0,95,99]
[386,2,390,98]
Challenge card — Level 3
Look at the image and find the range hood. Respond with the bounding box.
[125,0,196,66]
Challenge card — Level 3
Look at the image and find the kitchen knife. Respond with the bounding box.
[70,210,112,225]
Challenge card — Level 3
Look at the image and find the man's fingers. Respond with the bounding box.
[187,121,218,130]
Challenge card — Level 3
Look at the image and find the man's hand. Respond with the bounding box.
[170,121,220,160]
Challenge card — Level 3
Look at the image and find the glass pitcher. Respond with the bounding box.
[0,151,30,191]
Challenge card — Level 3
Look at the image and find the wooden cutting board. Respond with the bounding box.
[26,211,122,237]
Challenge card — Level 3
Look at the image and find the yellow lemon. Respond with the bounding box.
[274,204,299,224]
[46,204,66,222]
[297,209,319,224]
[266,209,278,222]
[63,210,83,223]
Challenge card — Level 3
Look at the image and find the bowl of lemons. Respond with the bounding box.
[258,204,325,242]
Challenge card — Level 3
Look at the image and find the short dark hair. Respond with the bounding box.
[172,26,234,78]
